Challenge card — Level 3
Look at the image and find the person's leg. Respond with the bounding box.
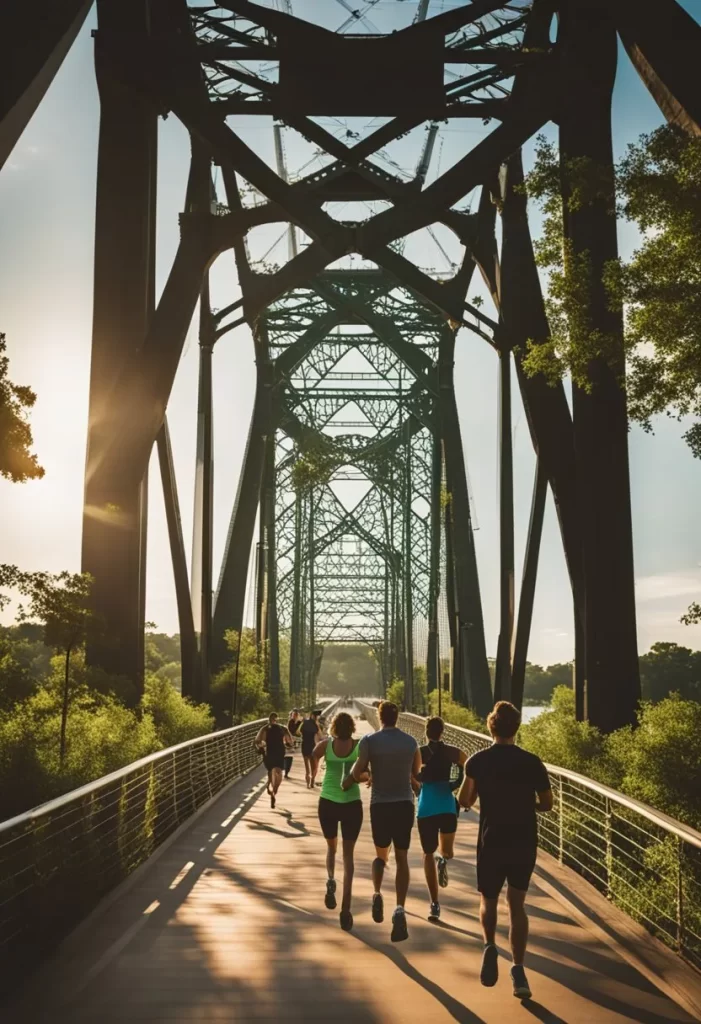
[394,848,410,907]
[326,837,337,881]
[341,839,355,913]
[506,885,529,964]
[372,846,389,892]
[418,818,440,904]
[284,754,293,778]
[309,755,319,787]
[480,895,498,945]
[271,767,283,796]
[438,829,455,862]
[303,756,311,786]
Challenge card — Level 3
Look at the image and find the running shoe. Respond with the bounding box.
[436,855,449,888]
[390,907,408,943]
[371,892,384,923]
[480,943,499,987]
[340,909,353,931]
[270,793,276,809]
[511,965,532,1000]
[325,878,337,910]
[428,901,441,921]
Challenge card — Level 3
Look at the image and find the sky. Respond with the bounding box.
[1,0,701,665]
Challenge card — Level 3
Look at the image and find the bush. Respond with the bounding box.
[518,686,620,784]
[606,695,701,829]
[427,690,487,733]
[0,686,159,820]
[142,674,214,748]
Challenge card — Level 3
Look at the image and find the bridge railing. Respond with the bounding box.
[358,702,701,972]
[0,716,265,992]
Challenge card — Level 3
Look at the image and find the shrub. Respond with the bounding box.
[427,690,487,733]
[142,674,214,748]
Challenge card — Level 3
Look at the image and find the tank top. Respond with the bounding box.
[265,723,285,758]
[301,719,318,749]
[320,739,361,804]
[417,741,460,819]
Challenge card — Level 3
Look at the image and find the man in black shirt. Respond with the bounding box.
[458,701,552,1001]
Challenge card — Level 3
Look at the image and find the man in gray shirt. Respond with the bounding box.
[342,700,420,941]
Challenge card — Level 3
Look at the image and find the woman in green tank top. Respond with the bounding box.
[312,711,368,931]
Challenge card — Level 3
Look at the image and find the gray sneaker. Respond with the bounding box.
[390,907,408,942]
[436,855,449,888]
[428,901,440,921]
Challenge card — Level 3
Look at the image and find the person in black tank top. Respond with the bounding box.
[300,711,322,788]
[255,713,292,808]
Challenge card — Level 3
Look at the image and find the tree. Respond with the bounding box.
[0,332,44,481]
[0,567,100,763]
[523,126,701,457]
[681,602,701,626]
[638,641,701,703]
[211,628,268,722]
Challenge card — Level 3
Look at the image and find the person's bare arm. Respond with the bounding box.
[536,788,553,813]
[411,746,422,795]
[311,738,328,765]
[283,727,293,749]
[254,725,267,749]
[458,775,478,809]
[342,743,369,789]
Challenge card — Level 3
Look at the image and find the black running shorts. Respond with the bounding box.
[477,849,536,899]
[370,800,414,851]
[318,798,363,842]
[263,753,285,772]
[417,812,457,855]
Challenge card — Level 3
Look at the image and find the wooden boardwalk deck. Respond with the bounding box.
[6,720,698,1023]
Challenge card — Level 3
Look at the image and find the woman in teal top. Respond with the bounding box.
[417,716,467,922]
[312,711,367,931]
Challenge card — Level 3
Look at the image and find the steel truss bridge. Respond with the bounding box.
[2,0,701,730]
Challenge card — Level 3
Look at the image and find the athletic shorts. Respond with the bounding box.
[318,798,363,842]
[417,812,457,855]
[301,743,315,758]
[264,753,285,772]
[370,801,414,851]
[477,850,536,899]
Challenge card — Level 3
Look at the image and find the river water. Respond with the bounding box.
[521,705,547,723]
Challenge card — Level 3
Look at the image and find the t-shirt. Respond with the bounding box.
[358,727,418,805]
[417,741,462,819]
[301,719,319,749]
[466,744,550,861]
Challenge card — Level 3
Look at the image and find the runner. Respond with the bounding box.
[417,716,467,921]
[312,711,368,931]
[285,708,302,779]
[342,700,421,942]
[254,712,292,809]
[300,710,322,789]
[459,700,553,1000]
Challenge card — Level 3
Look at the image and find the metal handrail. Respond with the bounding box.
[0,698,339,995]
[357,701,701,972]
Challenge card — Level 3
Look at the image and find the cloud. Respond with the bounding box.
[635,568,701,603]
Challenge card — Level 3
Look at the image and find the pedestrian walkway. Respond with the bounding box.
[5,720,697,1023]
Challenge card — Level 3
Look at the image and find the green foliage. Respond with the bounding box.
[211,628,270,722]
[638,642,701,703]
[523,661,573,704]
[615,125,701,454]
[519,686,619,782]
[681,602,701,626]
[523,125,701,457]
[520,137,620,388]
[290,436,338,492]
[145,631,181,675]
[0,332,44,482]
[142,673,213,748]
[606,696,701,830]
[427,689,487,734]
[384,672,427,713]
[317,643,381,697]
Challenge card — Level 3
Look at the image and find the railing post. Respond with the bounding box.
[604,796,612,898]
[677,834,684,955]
[558,776,564,865]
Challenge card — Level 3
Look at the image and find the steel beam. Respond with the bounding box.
[559,0,640,732]
[615,0,701,136]
[156,419,197,696]
[440,337,492,717]
[0,0,92,171]
[82,0,157,697]
[511,460,547,711]
[494,344,514,703]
